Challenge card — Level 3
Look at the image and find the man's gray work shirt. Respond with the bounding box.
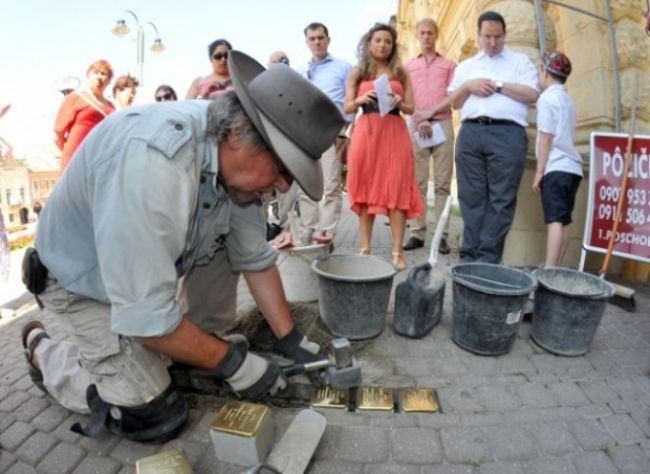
[36,101,277,337]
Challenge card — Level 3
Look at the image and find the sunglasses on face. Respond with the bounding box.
[274,57,289,65]
[212,52,229,61]
[155,92,174,102]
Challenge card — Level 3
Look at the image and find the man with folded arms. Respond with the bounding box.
[21,52,344,443]
[448,10,539,263]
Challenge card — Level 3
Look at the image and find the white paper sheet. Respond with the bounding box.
[412,122,446,148]
[373,74,393,117]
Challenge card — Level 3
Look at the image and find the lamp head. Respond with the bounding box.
[150,38,166,53]
[112,19,129,36]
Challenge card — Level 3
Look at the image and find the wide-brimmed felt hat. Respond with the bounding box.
[541,50,572,78]
[228,50,344,201]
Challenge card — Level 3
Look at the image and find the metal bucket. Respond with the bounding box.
[277,243,329,302]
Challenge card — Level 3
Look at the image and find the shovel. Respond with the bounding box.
[393,196,452,338]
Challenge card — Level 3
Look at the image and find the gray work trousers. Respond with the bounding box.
[455,122,527,263]
[36,250,240,413]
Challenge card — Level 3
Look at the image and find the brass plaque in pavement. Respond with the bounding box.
[357,387,394,411]
[401,388,439,413]
[136,448,192,474]
[211,401,270,437]
[310,386,348,409]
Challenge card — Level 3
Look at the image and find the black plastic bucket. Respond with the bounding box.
[312,255,397,340]
[532,267,614,356]
[450,263,537,356]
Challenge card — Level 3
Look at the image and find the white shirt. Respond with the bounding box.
[448,47,539,126]
[536,84,583,176]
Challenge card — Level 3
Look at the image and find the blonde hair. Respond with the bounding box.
[415,18,438,34]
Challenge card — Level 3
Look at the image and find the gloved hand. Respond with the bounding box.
[213,344,286,400]
[273,327,321,364]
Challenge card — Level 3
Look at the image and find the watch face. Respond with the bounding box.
[496,81,503,88]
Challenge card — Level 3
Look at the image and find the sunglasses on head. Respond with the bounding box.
[212,52,229,61]
[274,57,289,65]
[155,92,174,102]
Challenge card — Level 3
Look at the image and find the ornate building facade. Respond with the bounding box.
[396,0,650,278]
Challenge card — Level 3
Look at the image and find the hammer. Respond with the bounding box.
[282,338,362,389]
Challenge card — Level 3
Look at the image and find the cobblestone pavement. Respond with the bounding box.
[1,205,649,473]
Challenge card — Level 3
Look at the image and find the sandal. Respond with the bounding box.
[360,248,371,255]
[21,320,50,393]
[392,251,407,271]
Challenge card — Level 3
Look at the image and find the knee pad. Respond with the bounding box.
[73,384,188,443]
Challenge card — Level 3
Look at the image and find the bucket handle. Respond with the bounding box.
[455,273,524,289]
[407,262,433,288]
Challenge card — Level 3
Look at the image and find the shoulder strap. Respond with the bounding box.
[75,91,109,117]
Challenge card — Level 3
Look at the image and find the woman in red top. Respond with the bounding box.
[54,59,114,172]
[344,23,423,271]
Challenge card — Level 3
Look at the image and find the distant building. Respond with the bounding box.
[26,156,59,217]
[0,149,30,231]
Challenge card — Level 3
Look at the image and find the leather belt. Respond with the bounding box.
[463,116,521,126]
[361,102,400,116]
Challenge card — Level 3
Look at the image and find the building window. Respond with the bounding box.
[20,187,25,203]
[5,189,10,205]
[8,213,14,223]
[33,181,39,193]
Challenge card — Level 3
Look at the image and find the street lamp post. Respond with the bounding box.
[112,10,166,87]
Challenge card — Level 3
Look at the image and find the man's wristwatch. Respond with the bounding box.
[495,81,504,93]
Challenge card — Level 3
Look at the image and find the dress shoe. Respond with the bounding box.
[438,237,451,255]
[402,237,424,251]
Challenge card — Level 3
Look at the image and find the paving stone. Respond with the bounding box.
[608,377,649,402]
[36,442,84,474]
[2,367,27,385]
[475,385,519,412]
[314,425,389,463]
[416,413,461,429]
[0,449,18,472]
[72,456,121,474]
[523,457,576,474]
[5,461,38,474]
[363,465,421,474]
[630,405,650,437]
[15,431,57,465]
[477,460,523,474]
[568,418,616,451]
[30,404,70,432]
[0,391,31,413]
[495,356,537,377]
[109,438,159,465]
[610,444,650,474]
[517,383,557,409]
[437,387,484,414]
[460,356,498,376]
[528,422,579,456]
[184,411,214,444]
[571,450,619,474]
[390,428,443,464]
[0,383,12,401]
[547,382,590,407]
[459,413,504,427]
[0,420,35,450]
[308,460,364,473]
[484,425,537,462]
[419,463,476,473]
[508,407,578,425]
[159,439,208,467]
[13,396,49,422]
[440,426,491,464]
[608,398,641,414]
[577,404,612,419]
[601,413,646,445]
[52,413,84,443]
[0,412,16,431]
[76,431,121,456]
[579,379,621,404]
[369,412,418,428]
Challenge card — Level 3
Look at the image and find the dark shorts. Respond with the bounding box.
[541,171,582,225]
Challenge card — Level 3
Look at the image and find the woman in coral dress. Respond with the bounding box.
[54,59,114,172]
[344,23,423,270]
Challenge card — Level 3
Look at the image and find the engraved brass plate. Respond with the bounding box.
[401,388,439,413]
[136,448,192,474]
[211,401,270,437]
[310,386,348,409]
[357,387,394,411]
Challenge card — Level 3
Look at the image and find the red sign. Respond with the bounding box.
[584,133,650,264]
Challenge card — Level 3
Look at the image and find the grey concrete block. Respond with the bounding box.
[15,431,57,465]
[417,413,461,429]
[76,431,121,456]
[363,465,421,474]
[523,457,576,474]
[0,449,18,472]
[419,463,476,473]
[36,442,84,474]
[437,387,484,414]
[0,391,31,413]
[72,456,121,474]
[508,407,578,425]
[0,420,35,450]
[517,383,557,409]
[13,396,49,423]
[568,418,616,451]
[547,382,590,407]
[109,438,159,465]
[610,444,650,474]
[601,413,646,445]
[314,425,390,463]
[630,405,650,437]
[0,412,15,431]
[528,422,579,456]
[459,413,504,427]
[2,367,27,386]
[577,404,612,419]
[496,356,537,377]
[440,426,491,464]
[571,450,619,474]
[608,377,649,402]
[485,425,538,462]
[30,404,70,433]
[308,460,364,473]
[579,379,621,404]
[5,461,38,474]
[475,385,519,412]
[478,460,523,474]
[390,428,443,464]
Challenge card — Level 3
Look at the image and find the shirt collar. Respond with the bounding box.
[477,46,510,60]
[309,53,333,67]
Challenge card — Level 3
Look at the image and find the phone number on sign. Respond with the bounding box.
[597,204,650,225]
[598,185,648,205]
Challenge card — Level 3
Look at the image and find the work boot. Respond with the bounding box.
[403,237,424,251]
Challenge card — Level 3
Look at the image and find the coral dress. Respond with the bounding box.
[346,79,423,219]
[55,91,114,171]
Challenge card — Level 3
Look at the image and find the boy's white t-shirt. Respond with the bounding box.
[536,84,583,177]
